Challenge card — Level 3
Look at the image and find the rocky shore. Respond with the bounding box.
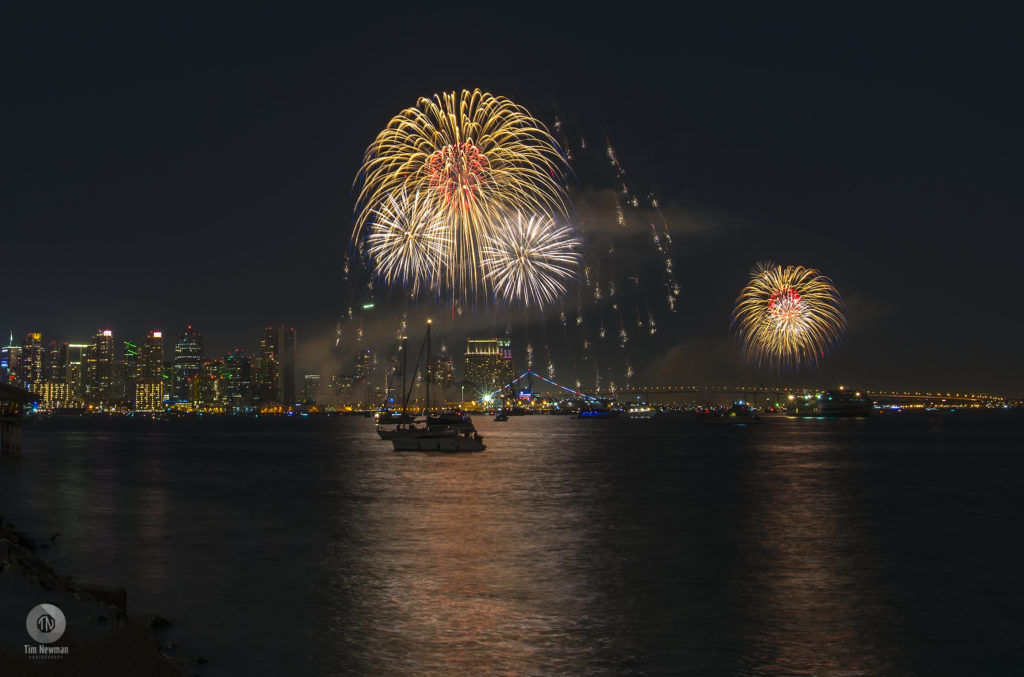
[0,516,192,676]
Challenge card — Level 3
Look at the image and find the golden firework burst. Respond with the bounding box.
[353,89,569,304]
[731,261,847,371]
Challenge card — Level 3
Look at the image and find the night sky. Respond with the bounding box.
[4,6,1021,394]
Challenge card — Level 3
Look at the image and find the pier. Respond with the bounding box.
[0,382,36,453]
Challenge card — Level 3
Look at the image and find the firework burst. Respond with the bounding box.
[364,190,449,295]
[731,261,846,371]
[354,89,569,303]
[481,213,581,308]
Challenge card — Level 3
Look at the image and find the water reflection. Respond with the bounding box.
[741,429,893,675]
[320,423,614,674]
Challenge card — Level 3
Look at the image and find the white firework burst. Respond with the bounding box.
[364,190,450,296]
[481,212,581,308]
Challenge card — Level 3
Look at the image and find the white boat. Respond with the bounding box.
[390,320,485,452]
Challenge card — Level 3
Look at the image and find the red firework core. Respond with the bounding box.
[768,287,803,323]
[427,142,488,210]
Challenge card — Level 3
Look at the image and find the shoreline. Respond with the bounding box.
[0,516,192,676]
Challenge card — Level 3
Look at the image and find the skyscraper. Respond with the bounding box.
[255,327,279,406]
[223,348,252,409]
[354,348,373,382]
[44,341,69,383]
[255,326,296,406]
[19,332,45,392]
[85,330,116,405]
[66,343,89,400]
[303,374,321,403]
[0,332,18,385]
[464,338,515,391]
[430,343,455,387]
[173,326,203,402]
[39,340,73,410]
[136,331,164,411]
[122,339,139,406]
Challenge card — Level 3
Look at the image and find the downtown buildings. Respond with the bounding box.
[2,323,298,413]
[2,323,523,412]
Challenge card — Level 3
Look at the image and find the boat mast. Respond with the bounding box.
[425,319,431,415]
[401,334,407,416]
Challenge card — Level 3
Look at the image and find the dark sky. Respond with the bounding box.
[4,6,1021,394]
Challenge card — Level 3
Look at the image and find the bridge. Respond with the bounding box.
[485,371,604,403]
[482,376,1004,408]
[594,384,1003,406]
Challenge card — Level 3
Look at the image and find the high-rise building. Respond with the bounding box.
[173,326,203,402]
[122,339,139,406]
[66,343,89,400]
[354,348,373,382]
[38,340,73,410]
[136,331,164,411]
[44,341,69,383]
[198,358,226,408]
[430,343,455,387]
[254,326,296,406]
[19,332,45,393]
[222,348,252,409]
[303,374,320,403]
[85,330,116,405]
[255,327,279,407]
[464,338,514,390]
[0,332,18,385]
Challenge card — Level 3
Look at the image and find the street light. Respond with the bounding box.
[461,385,464,410]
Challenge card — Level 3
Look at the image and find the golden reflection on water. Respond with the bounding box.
[744,434,892,676]
[325,425,601,674]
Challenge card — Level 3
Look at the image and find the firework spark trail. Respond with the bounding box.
[731,261,847,371]
[354,89,569,305]
[605,140,679,312]
[480,213,582,308]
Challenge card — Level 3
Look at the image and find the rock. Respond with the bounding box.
[70,582,128,611]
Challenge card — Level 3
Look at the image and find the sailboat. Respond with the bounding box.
[390,320,486,452]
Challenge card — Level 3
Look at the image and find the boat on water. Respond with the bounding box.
[375,410,416,439]
[392,427,486,452]
[699,403,761,425]
[388,320,486,452]
[624,403,657,419]
[574,409,620,419]
[790,389,873,417]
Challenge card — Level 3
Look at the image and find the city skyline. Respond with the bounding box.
[1,322,1012,401]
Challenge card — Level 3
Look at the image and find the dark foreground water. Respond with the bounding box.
[1,411,1022,675]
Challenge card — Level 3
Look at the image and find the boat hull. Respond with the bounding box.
[392,435,485,452]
